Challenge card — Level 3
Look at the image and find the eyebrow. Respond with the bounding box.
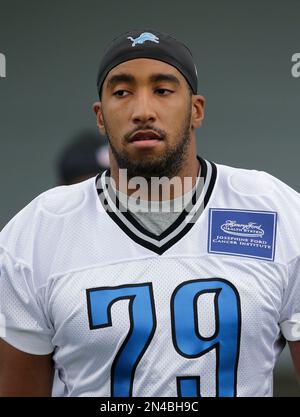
[149,73,180,86]
[107,74,135,89]
[106,72,181,90]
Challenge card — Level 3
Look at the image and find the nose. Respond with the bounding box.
[131,90,156,124]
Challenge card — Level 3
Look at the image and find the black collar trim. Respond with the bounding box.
[95,156,217,255]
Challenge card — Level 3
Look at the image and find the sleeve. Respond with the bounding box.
[279,255,300,342]
[0,196,55,355]
[0,248,54,354]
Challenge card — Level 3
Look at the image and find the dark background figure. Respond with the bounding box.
[56,130,110,185]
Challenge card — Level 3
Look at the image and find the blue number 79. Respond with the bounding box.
[86,278,241,397]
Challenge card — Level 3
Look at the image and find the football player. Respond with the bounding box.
[0,30,299,396]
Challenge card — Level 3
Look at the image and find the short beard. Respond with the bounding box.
[103,107,192,180]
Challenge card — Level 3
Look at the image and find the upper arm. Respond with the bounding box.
[0,198,56,396]
[0,338,54,396]
[289,341,300,384]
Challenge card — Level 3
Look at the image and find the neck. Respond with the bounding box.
[109,149,201,201]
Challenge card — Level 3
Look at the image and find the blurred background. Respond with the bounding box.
[0,0,299,396]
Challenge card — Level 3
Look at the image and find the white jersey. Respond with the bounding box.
[1,157,300,397]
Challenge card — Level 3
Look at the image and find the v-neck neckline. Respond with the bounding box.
[95,156,217,255]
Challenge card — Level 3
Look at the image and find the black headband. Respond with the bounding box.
[96,30,198,97]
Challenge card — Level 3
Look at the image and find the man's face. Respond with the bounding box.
[94,58,203,179]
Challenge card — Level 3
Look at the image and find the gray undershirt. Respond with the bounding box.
[115,171,201,236]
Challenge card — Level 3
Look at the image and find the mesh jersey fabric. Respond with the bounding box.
[0,160,300,396]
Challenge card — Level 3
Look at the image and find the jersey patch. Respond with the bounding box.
[208,208,277,261]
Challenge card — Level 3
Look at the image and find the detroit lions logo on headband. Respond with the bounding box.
[97,30,198,96]
[127,32,160,47]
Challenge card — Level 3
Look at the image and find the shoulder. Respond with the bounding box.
[214,161,300,262]
[0,176,97,264]
[215,161,300,202]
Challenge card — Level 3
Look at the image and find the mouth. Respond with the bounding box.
[128,130,164,149]
[129,130,163,142]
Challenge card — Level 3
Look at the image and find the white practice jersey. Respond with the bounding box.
[1,157,300,397]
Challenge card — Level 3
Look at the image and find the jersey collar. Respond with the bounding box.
[95,156,217,255]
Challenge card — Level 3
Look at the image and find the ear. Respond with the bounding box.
[93,101,107,136]
[191,95,205,129]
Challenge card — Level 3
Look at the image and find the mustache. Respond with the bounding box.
[124,125,167,142]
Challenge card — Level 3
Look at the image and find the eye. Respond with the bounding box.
[113,90,130,98]
[155,88,173,96]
